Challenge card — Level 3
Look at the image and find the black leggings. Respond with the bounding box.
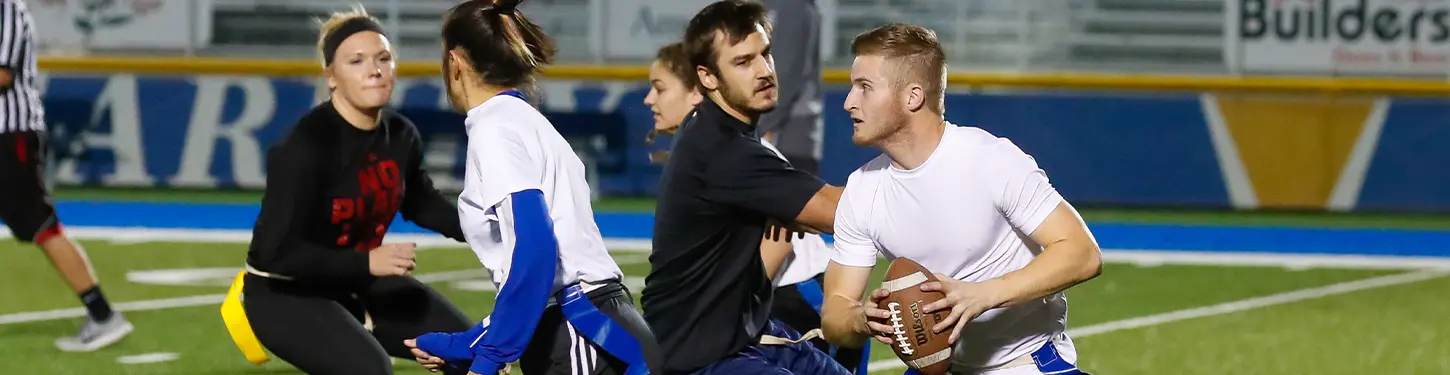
[243,274,473,375]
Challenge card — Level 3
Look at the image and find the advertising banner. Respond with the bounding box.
[1225,0,1450,75]
[28,0,213,50]
[35,72,1450,212]
[603,0,715,59]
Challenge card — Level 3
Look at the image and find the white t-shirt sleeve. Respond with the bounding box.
[992,140,1063,236]
[831,182,878,268]
[466,126,543,211]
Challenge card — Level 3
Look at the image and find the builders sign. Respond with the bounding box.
[1224,0,1450,75]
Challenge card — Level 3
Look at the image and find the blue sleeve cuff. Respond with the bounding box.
[414,319,489,363]
[470,358,504,374]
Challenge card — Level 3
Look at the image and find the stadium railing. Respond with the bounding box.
[37,56,1450,97]
[60,0,1133,72]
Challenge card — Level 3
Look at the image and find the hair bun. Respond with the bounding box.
[489,0,522,12]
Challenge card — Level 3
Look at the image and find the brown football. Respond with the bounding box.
[876,257,952,375]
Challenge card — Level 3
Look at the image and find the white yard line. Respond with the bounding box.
[865,269,1450,373]
[13,226,1450,270]
[0,265,655,326]
[1,227,654,251]
[0,268,498,326]
[116,352,180,364]
[1103,250,1450,270]
[0,294,225,325]
[9,227,1450,270]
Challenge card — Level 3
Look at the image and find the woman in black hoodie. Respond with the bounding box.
[237,7,475,375]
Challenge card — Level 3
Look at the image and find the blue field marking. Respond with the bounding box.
[55,201,265,230]
[1090,223,1450,257]
[37,201,1450,257]
[49,201,658,238]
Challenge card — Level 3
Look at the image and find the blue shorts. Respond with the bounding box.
[690,320,851,375]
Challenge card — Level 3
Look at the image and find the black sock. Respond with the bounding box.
[79,286,115,321]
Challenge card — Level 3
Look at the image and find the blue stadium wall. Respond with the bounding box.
[36,73,1450,212]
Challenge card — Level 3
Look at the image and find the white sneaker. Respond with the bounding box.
[54,313,134,352]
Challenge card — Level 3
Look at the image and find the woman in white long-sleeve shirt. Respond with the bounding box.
[403,1,662,375]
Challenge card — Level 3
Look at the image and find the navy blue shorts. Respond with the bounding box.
[689,320,851,375]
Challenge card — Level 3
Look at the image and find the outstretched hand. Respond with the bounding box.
[409,331,513,375]
[765,219,812,242]
[404,338,447,372]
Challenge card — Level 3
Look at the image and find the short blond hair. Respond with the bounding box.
[316,5,380,67]
[851,23,947,113]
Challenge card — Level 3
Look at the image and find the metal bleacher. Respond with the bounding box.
[830,0,1085,70]
[195,0,1227,73]
[205,0,594,61]
[831,0,1227,72]
[1068,0,1225,72]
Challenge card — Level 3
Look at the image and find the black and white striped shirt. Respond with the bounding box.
[1,0,44,133]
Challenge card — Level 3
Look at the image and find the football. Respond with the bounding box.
[876,257,952,375]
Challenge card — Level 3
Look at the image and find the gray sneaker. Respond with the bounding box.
[54,313,134,352]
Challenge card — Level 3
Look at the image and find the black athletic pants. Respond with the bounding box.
[772,276,866,373]
[243,274,473,375]
[519,282,664,375]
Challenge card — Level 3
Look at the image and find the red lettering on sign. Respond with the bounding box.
[1332,47,1381,64]
[1412,49,1448,64]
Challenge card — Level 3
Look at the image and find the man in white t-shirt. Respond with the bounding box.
[818,24,1103,375]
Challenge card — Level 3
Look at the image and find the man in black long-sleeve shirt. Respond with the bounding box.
[230,10,476,375]
[642,2,846,374]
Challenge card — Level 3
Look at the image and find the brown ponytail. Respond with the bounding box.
[442,0,557,88]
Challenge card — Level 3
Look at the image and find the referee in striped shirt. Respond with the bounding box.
[1,0,132,351]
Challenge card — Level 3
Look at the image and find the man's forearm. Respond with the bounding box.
[759,237,791,279]
[822,262,876,347]
[821,295,870,348]
[794,185,842,234]
[984,239,1102,307]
